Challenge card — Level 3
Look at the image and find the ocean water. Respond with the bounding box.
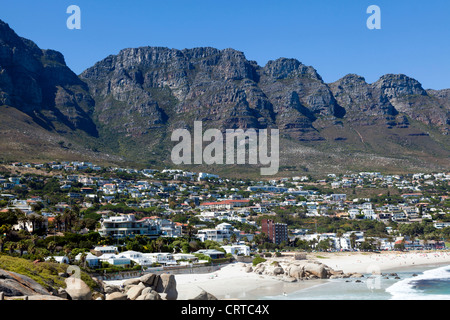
[386,264,450,300]
[262,264,450,300]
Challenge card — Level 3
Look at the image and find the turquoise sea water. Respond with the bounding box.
[262,264,450,300]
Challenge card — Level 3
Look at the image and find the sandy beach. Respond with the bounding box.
[176,251,450,299]
[175,262,324,300]
[312,250,450,274]
[104,250,450,300]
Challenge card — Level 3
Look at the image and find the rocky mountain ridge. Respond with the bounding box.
[0,19,448,175]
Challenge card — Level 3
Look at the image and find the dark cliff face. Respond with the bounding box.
[329,73,449,132]
[80,47,348,142]
[82,44,450,144]
[0,20,97,136]
[81,47,267,131]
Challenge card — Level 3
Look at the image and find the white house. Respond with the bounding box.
[221,245,250,256]
[45,255,70,264]
[334,237,351,251]
[99,254,131,267]
[93,245,118,255]
[362,209,377,220]
[143,253,177,265]
[75,252,101,268]
[120,250,155,266]
[172,253,198,263]
[348,209,360,219]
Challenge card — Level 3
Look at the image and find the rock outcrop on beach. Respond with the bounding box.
[179,286,219,300]
[250,260,364,281]
[104,273,178,300]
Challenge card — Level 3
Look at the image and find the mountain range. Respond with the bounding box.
[0,19,448,177]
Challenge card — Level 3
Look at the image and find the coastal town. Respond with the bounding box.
[0,158,450,301]
[1,160,449,269]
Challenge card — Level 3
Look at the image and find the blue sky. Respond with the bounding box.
[1,0,449,89]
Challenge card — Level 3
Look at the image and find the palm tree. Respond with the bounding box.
[27,242,36,255]
[230,233,237,245]
[63,209,77,232]
[54,213,63,232]
[79,252,87,268]
[336,231,343,251]
[0,236,5,253]
[47,241,57,254]
[156,237,164,252]
[387,235,395,250]
[15,209,28,231]
[17,240,28,256]
[28,213,44,233]
[6,241,16,255]
[349,232,358,251]
[30,234,39,246]
[186,224,196,242]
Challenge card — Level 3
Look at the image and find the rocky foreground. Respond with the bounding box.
[0,259,372,300]
[0,268,217,301]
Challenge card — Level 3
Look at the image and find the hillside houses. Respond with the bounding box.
[0,160,449,256]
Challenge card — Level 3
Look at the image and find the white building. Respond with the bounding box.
[75,252,101,268]
[93,246,118,255]
[221,245,250,256]
[99,254,131,267]
[362,209,377,220]
[198,172,219,181]
[45,256,70,264]
[196,223,237,243]
[348,209,360,219]
[98,214,160,239]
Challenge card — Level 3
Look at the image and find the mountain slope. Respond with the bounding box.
[0,20,121,165]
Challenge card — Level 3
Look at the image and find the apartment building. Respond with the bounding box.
[261,219,288,245]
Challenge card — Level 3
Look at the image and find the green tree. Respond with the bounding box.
[47,241,57,254]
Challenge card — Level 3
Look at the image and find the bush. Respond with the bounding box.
[252,255,266,266]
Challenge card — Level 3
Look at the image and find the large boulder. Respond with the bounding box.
[123,278,141,287]
[273,267,284,276]
[136,288,162,300]
[104,283,121,294]
[126,284,145,300]
[253,264,265,275]
[179,286,218,300]
[287,265,304,279]
[106,292,128,301]
[0,269,50,297]
[155,274,177,300]
[64,277,92,300]
[139,273,157,287]
[303,262,329,279]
